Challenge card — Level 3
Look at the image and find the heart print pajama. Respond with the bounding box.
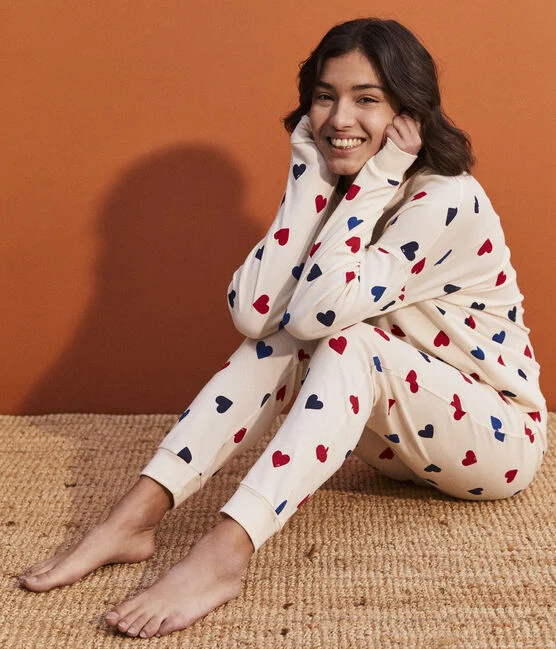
[141,116,548,551]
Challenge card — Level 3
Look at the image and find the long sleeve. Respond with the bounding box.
[284,138,466,340]
[227,116,338,339]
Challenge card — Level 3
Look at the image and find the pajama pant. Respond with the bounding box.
[141,322,545,551]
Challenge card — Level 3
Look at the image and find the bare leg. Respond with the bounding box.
[19,476,171,592]
[104,515,254,638]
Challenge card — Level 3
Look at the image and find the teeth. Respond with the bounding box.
[330,138,363,148]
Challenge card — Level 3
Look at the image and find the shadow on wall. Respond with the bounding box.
[22,146,261,414]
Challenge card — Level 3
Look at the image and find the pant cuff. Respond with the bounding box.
[141,447,202,508]
[220,483,282,552]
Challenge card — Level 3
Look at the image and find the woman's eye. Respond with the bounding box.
[315,93,333,101]
[358,96,378,104]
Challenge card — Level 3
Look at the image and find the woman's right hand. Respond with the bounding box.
[381,111,422,156]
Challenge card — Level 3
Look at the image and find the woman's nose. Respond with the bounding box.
[328,100,356,129]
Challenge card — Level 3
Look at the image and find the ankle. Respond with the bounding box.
[106,476,172,529]
[215,517,255,564]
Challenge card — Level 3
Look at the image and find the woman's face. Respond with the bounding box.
[309,49,401,185]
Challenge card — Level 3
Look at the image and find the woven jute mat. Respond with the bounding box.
[0,413,554,649]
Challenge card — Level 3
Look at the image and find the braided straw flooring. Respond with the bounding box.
[0,413,554,648]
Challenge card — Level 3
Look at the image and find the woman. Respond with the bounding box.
[19,17,547,639]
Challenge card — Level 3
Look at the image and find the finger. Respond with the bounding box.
[399,112,421,134]
[390,115,412,140]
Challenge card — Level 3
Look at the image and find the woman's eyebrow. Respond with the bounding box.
[315,80,386,91]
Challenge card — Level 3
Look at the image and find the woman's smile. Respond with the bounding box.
[328,137,365,149]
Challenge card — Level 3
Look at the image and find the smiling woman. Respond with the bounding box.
[19,16,548,641]
[284,18,475,180]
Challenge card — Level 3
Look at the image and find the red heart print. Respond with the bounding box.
[379,447,394,460]
[524,425,535,443]
[496,271,506,286]
[459,371,473,384]
[406,370,419,393]
[345,184,361,200]
[298,349,310,361]
[315,195,327,213]
[387,398,396,415]
[276,385,286,401]
[398,293,405,301]
[345,271,356,283]
[477,239,493,255]
[349,395,359,414]
[524,345,532,358]
[470,372,480,382]
[345,237,361,253]
[220,361,231,371]
[411,258,426,274]
[462,450,477,466]
[465,315,476,329]
[272,450,290,467]
[253,295,270,314]
[434,331,450,347]
[374,327,390,341]
[378,247,390,254]
[297,494,310,508]
[310,242,321,257]
[412,191,427,201]
[528,411,541,422]
[451,393,462,409]
[234,428,246,443]
[391,324,406,337]
[274,228,289,246]
[505,469,518,483]
[316,445,329,462]
[497,355,505,366]
[450,393,466,420]
[329,336,347,355]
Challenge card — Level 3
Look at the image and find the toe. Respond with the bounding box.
[117,616,133,633]
[105,598,140,628]
[104,611,120,627]
[139,615,166,639]
[21,558,56,578]
[116,605,144,634]
[158,613,188,636]
[125,612,151,637]
[20,568,63,592]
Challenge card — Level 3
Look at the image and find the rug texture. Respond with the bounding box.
[0,413,554,649]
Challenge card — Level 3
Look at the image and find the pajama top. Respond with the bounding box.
[227,116,547,447]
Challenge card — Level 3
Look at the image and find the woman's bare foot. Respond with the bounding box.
[19,476,172,592]
[105,516,254,638]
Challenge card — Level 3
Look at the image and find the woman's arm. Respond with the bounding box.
[284,139,465,340]
[227,116,337,339]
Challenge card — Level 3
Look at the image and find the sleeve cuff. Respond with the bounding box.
[368,137,418,180]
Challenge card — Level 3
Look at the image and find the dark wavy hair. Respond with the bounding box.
[284,18,475,178]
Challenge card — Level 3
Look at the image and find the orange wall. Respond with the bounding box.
[2,0,555,414]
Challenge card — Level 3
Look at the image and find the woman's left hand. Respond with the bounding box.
[381,111,422,156]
